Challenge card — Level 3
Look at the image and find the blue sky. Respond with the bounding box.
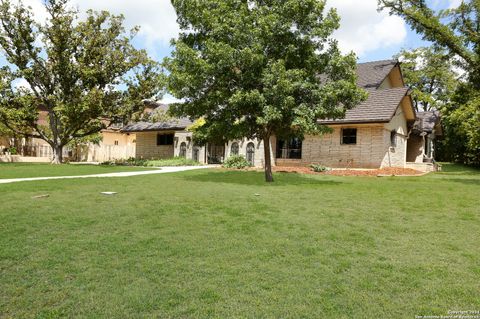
[6,0,458,101]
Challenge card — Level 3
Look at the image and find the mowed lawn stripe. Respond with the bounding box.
[0,164,479,318]
[0,163,152,179]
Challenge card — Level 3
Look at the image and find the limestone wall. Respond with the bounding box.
[225,137,276,167]
[382,106,408,168]
[173,131,207,164]
[407,135,424,163]
[301,125,387,168]
[299,106,409,169]
[135,131,174,159]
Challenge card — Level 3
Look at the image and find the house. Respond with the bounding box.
[0,105,136,162]
[122,59,441,171]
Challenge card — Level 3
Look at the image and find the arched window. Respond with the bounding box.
[230,142,239,156]
[179,142,187,158]
[246,142,255,166]
[193,147,200,162]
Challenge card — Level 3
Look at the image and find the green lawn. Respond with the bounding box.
[0,163,153,179]
[0,164,479,318]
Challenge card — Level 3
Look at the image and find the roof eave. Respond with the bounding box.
[120,126,188,133]
[318,119,391,125]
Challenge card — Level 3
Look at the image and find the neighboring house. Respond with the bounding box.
[0,106,136,162]
[123,59,441,171]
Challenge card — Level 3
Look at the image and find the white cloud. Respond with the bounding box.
[327,0,407,57]
[159,94,183,105]
[12,78,31,91]
[69,0,179,53]
[11,0,48,22]
[13,0,406,60]
[14,0,179,57]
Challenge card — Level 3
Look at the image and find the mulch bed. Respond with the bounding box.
[273,166,424,177]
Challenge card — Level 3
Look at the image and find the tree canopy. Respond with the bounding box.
[395,47,458,112]
[0,0,164,163]
[379,0,480,165]
[166,0,367,182]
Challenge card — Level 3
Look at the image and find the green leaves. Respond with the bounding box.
[167,0,367,181]
[379,0,480,164]
[167,0,366,141]
[0,0,164,162]
[396,47,457,112]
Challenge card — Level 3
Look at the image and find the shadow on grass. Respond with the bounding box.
[445,178,480,186]
[438,163,480,175]
[182,170,343,186]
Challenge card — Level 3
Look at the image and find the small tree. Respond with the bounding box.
[166,0,367,182]
[0,0,164,163]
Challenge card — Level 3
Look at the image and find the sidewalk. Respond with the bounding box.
[0,166,211,184]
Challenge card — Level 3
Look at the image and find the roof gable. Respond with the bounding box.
[356,59,398,89]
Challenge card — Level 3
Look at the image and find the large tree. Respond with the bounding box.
[379,0,480,165]
[166,0,367,182]
[395,47,457,112]
[0,0,164,163]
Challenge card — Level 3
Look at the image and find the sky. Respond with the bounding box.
[8,0,459,102]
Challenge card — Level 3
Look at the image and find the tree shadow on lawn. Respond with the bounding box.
[182,170,343,187]
[438,163,480,176]
[444,178,480,186]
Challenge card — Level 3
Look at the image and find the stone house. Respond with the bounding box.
[0,105,136,162]
[123,59,440,171]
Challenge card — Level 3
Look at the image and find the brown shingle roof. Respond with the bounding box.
[121,118,193,133]
[121,103,193,133]
[356,59,398,89]
[413,110,441,134]
[318,87,410,124]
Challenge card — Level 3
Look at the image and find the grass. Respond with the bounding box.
[0,164,479,318]
[145,157,202,167]
[0,163,152,179]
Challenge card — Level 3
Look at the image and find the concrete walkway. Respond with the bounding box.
[0,166,211,184]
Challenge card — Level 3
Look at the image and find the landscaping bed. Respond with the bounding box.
[274,166,424,176]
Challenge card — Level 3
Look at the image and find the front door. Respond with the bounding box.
[207,144,225,164]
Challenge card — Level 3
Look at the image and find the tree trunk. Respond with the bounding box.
[51,144,64,164]
[263,135,274,183]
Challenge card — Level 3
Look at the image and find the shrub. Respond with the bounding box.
[7,147,17,155]
[145,157,201,167]
[223,155,251,169]
[100,157,201,167]
[310,164,330,173]
[101,157,148,167]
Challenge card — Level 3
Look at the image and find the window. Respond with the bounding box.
[246,142,255,165]
[157,134,174,146]
[193,147,200,162]
[230,142,239,156]
[390,130,397,147]
[276,138,302,159]
[179,142,187,158]
[114,140,119,146]
[341,128,357,145]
